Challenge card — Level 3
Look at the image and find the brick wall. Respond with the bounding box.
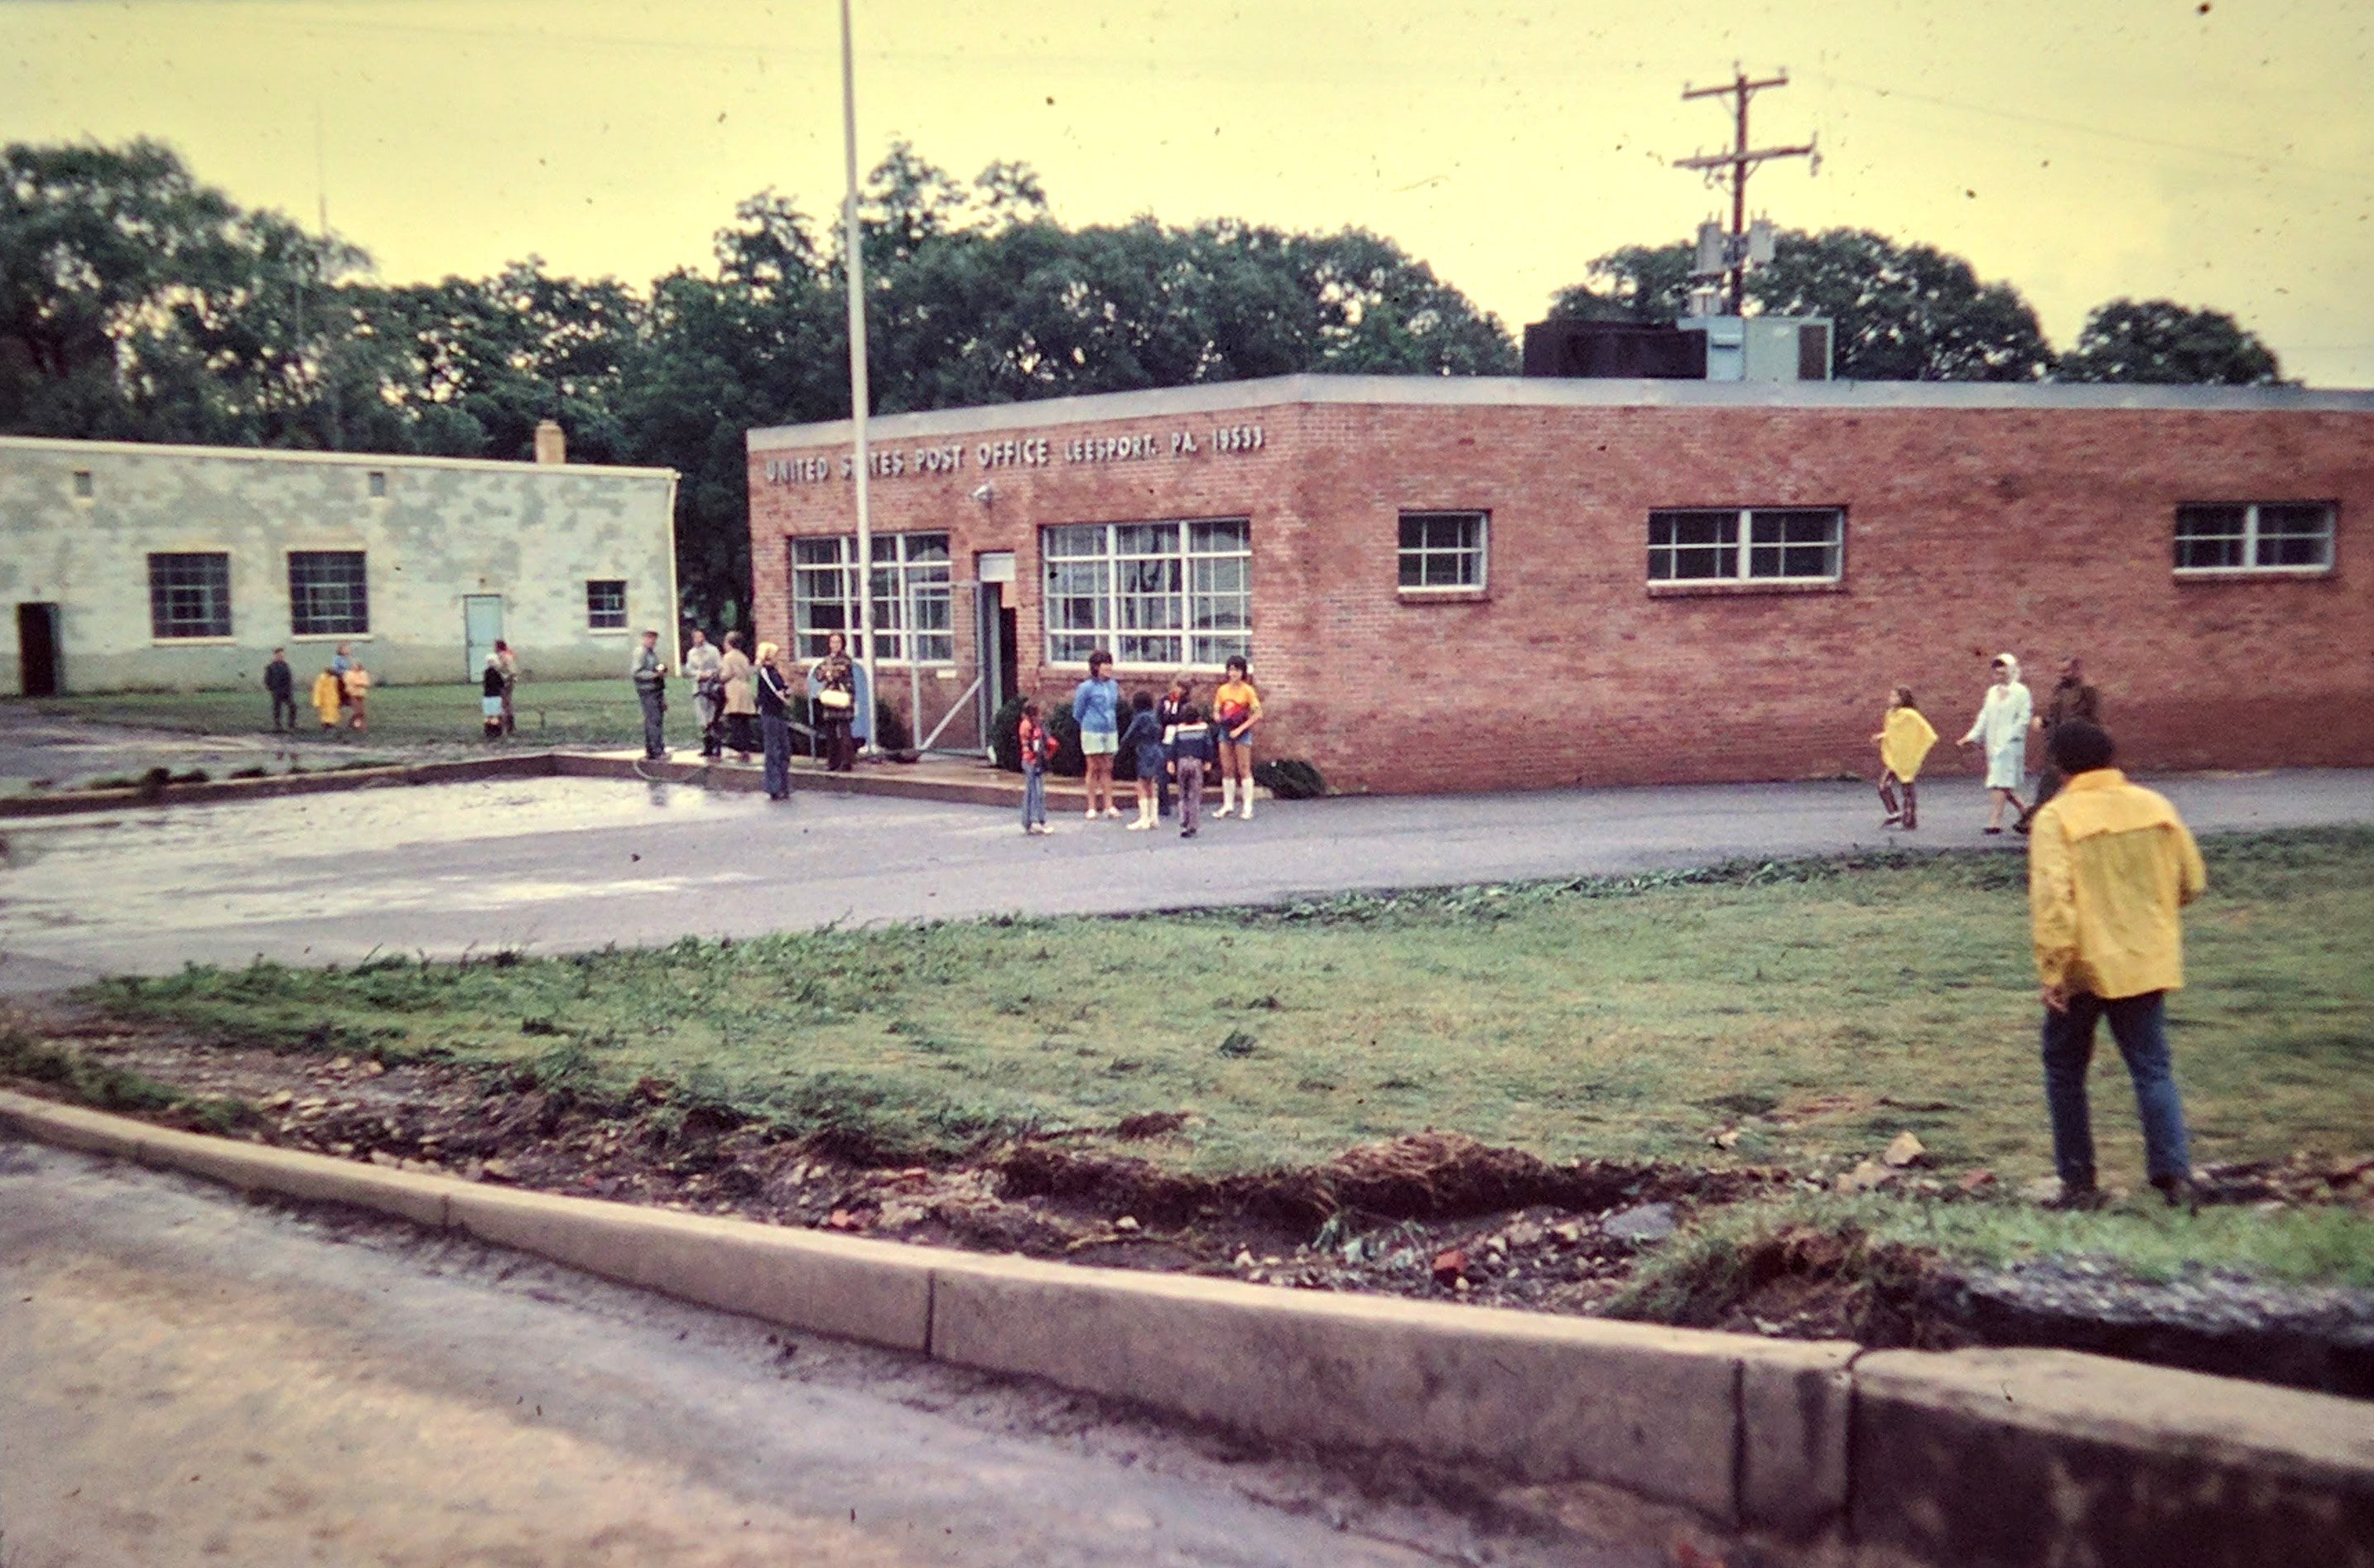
[749,395,2374,794]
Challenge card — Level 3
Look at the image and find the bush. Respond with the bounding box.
[874,696,912,754]
[1253,758,1328,799]
[1043,706,1086,777]
[990,695,1027,772]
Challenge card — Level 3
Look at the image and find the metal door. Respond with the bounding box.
[463,595,504,681]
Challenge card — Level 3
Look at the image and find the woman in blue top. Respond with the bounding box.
[1071,647,1122,821]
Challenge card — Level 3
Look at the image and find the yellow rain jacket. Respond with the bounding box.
[2029,769,2207,999]
[311,670,344,726]
[1878,707,1938,782]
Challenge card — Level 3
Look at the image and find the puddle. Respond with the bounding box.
[1,777,763,941]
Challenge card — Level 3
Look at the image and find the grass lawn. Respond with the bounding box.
[83,828,2374,1190]
[27,679,648,749]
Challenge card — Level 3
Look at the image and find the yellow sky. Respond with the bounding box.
[6,0,2371,383]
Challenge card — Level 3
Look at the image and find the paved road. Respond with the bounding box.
[3,767,2371,993]
[0,1138,1641,1567]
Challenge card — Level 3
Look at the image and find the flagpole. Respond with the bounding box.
[838,0,878,754]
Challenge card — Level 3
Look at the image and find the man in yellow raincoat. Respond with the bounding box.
[2027,719,2207,1209]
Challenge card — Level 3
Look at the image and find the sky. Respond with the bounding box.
[5,0,2372,385]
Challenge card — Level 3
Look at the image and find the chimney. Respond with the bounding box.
[533,420,566,465]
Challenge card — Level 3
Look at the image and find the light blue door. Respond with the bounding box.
[463,595,504,680]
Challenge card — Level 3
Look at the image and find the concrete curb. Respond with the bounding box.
[0,748,1123,818]
[5,1087,2368,1561]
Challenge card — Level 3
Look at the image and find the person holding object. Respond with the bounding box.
[1958,652,2032,834]
[2020,654,2102,833]
[810,631,857,772]
[719,632,758,762]
[631,629,667,760]
[1211,656,1262,819]
[755,642,795,801]
[682,628,724,760]
[1873,685,1937,830]
[1071,648,1122,820]
[2027,719,2206,1210]
[263,647,295,733]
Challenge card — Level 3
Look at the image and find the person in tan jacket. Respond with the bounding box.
[2027,719,2207,1208]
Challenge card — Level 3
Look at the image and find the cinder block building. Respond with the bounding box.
[2,431,678,695]
[744,377,2373,794]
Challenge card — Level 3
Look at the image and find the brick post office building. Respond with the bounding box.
[745,376,2372,795]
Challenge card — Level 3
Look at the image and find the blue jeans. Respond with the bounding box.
[2041,989,2191,1186]
[760,713,791,798]
[1021,764,1046,828]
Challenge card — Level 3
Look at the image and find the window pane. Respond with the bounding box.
[1043,523,1106,559]
[586,580,627,629]
[2174,505,2251,570]
[287,551,368,636]
[148,553,232,638]
[1190,519,1248,553]
[2255,503,2332,568]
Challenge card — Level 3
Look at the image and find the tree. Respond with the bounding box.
[1543,228,2054,382]
[2055,298,2281,385]
[1746,229,2051,382]
[1544,243,1695,325]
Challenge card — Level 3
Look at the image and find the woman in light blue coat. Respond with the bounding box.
[1958,652,2033,835]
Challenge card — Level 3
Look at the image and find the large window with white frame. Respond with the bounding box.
[287,550,369,636]
[1399,511,1488,590]
[1042,519,1250,668]
[1647,507,1844,584]
[2174,502,2334,575]
[788,532,953,662]
[148,553,232,639]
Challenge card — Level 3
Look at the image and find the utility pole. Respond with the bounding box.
[1673,68,1815,314]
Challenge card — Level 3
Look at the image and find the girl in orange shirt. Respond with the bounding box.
[1211,656,1261,820]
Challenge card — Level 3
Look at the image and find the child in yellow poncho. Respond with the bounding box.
[311,667,344,731]
[1873,685,1938,830]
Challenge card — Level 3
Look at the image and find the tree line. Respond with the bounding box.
[2,138,2285,628]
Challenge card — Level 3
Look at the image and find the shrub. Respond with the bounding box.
[1043,705,1086,777]
[1253,758,1328,799]
[990,695,1027,772]
[874,695,913,754]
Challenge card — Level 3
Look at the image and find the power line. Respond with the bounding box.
[1672,68,1814,314]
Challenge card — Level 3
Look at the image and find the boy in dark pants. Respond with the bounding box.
[1166,702,1216,838]
[1154,676,1191,819]
[263,648,295,732]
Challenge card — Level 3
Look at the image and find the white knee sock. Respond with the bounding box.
[1218,777,1235,815]
[1237,780,1253,819]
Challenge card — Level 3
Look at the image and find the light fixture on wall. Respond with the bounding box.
[970,483,995,505]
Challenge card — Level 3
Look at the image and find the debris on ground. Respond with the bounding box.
[5,1003,2371,1397]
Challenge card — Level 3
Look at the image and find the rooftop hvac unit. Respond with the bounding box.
[1677,315,1833,382]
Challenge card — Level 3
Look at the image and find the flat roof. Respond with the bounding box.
[748,372,2374,451]
[0,433,678,481]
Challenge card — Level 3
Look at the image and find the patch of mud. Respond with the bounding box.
[7,1003,2372,1398]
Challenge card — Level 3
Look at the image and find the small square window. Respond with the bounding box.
[586,580,628,630]
[367,470,388,499]
[71,469,94,500]
[1397,511,1488,591]
[2174,503,2334,575]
